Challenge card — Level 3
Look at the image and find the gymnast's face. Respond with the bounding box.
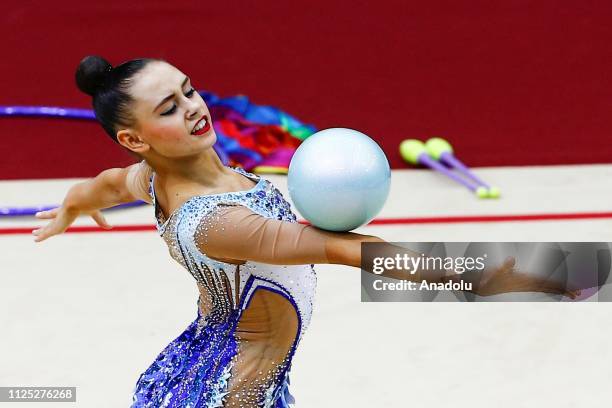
[117,61,216,158]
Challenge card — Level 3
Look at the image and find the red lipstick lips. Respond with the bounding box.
[192,116,211,136]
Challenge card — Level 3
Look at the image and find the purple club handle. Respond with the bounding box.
[440,152,489,188]
[418,153,479,191]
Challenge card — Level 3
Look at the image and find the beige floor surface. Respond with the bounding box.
[1,164,611,407]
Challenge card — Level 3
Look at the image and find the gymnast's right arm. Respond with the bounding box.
[32,161,152,242]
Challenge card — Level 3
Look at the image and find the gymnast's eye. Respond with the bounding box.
[161,105,177,116]
[160,89,196,116]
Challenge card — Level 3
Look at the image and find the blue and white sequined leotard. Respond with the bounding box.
[128,163,332,407]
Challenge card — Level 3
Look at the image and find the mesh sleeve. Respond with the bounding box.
[194,204,340,265]
[125,161,154,204]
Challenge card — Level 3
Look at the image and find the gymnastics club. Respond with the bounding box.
[424,137,500,198]
[399,139,485,197]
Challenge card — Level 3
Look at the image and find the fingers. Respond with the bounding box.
[91,211,113,230]
[552,283,581,299]
[503,256,516,268]
[33,210,114,243]
[34,208,60,219]
[32,224,63,243]
[565,289,581,300]
[493,257,516,276]
[33,208,70,243]
[540,282,582,300]
[32,229,47,242]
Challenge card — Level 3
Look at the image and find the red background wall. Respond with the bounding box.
[1,1,611,179]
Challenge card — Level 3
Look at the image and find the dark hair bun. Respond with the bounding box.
[75,55,112,96]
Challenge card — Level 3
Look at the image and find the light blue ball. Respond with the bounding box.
[288,128,391,231]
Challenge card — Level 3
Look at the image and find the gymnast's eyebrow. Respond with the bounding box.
[154,76,190,112]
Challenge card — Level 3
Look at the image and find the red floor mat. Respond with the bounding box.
[1,1,611,180]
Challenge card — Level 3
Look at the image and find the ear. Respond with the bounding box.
[116,129,150,154]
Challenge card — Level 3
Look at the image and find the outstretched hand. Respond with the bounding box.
[468,257,581,299]
[32,206,112,242]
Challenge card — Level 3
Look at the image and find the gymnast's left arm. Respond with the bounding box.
[195,205,580,299]
[194,204,441,281]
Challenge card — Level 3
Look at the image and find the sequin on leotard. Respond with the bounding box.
[130,164,324,408]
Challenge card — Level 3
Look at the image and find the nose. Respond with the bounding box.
[186,108,199,120]
[185,99,201,119]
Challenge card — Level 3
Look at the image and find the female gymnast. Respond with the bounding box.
[32,56,579,407]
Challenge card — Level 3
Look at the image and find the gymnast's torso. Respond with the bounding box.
[129,163,323,407]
